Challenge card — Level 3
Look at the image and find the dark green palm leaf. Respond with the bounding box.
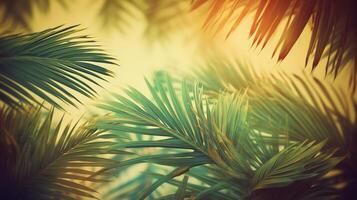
[0,106,126,199]
[0,25,116,109]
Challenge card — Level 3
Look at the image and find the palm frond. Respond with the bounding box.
[97,72,342,199]
[0,25,116,109]
[192,0,357,90]
[0,106,127,199]
[192,58,357,197]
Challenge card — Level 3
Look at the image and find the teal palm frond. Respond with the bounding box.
[97,73,342,199]
[0,106,125,199]
[0,25,116,109]
[192,59,357,198]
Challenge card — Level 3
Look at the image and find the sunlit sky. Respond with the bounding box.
[27,0,353,118]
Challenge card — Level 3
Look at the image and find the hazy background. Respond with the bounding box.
[2,0,353,118]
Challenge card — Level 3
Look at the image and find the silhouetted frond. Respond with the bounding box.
[0,106,126,199]
[0,25,116,109]
[192,0,357,91]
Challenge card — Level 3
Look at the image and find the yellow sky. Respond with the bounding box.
[28,0,353,118]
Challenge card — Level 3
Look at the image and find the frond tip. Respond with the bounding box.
[0,25,117,109]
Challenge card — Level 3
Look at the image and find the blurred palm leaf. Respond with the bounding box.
[0,0,67,31]
[0,106,126,199]
[97,0,141,32]
[96,72,342,199]
[100,164,160,200]
[192,0,357,91]
[142,0,192,43]
[0,25,116,109]
[97,0,194,43]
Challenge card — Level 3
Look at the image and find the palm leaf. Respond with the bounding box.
[192,0,357,90]
[96,72,342,199]
[0,106,126,199]
[0,25,116,109]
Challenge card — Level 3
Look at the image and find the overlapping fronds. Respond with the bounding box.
[192,0,357,90]
[0,106,126,199]
[97,73,342,199]
[192,59,357,198]
[192,59,355,149]
[0,25,116,109]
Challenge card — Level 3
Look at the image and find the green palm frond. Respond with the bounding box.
[192,58,357,198]
[192,0,357,90]
[97,73,342,199]
[0,25,116,109]
[0,106,126,199]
